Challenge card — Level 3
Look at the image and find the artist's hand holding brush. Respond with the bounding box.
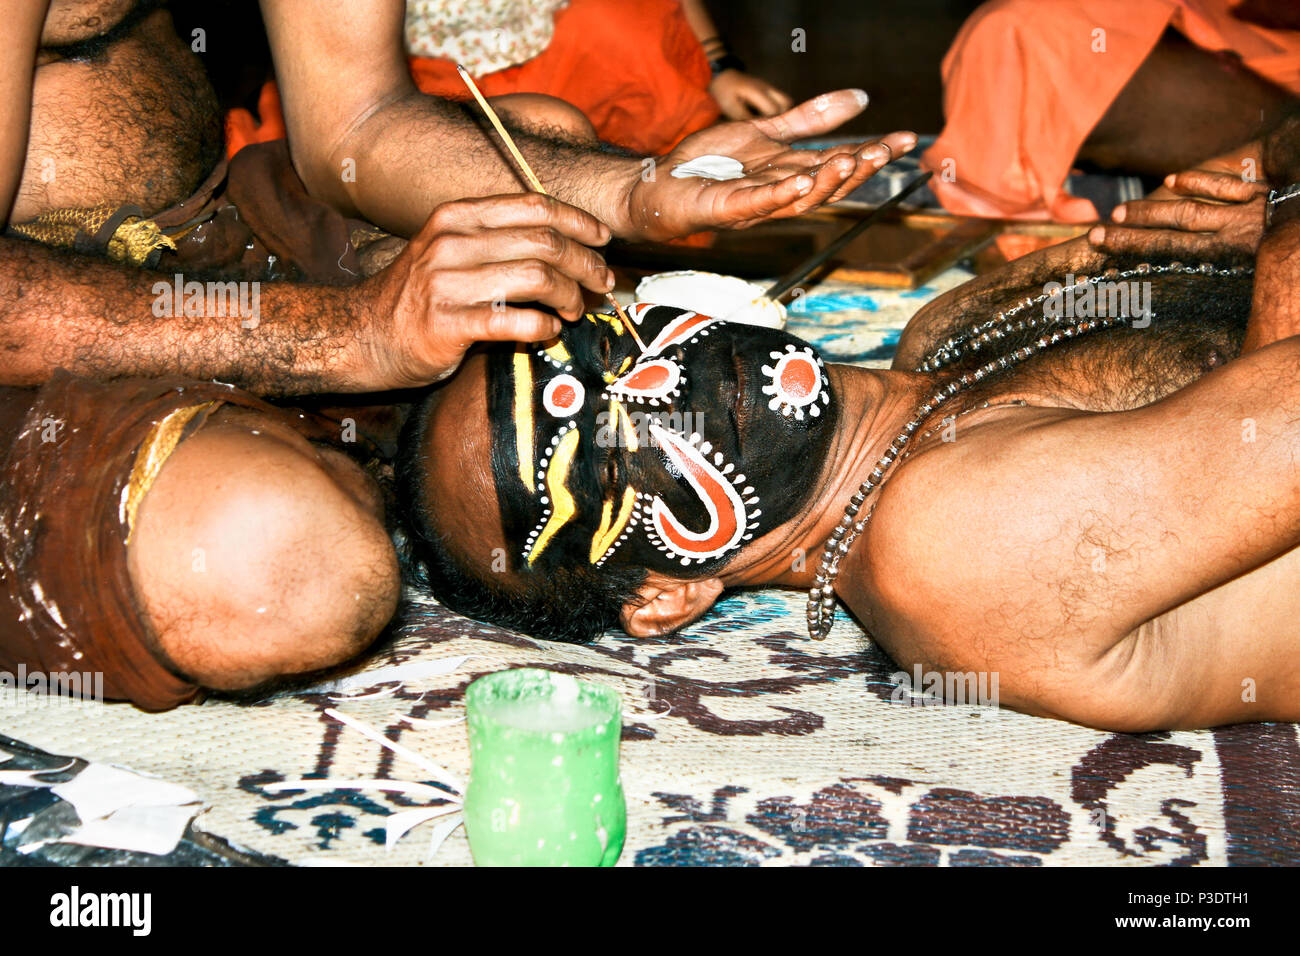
[359,193,614,389]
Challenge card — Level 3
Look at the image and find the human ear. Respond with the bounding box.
[620,575,724,638]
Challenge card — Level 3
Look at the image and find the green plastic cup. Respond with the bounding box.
[463,668,626,866]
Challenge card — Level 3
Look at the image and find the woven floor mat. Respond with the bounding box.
[3,590,1297,866]
[4,268,1297,865]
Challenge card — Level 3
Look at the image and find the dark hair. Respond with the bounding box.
[394,390,647,644]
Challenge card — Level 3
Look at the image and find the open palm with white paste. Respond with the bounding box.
[624,90,918,240]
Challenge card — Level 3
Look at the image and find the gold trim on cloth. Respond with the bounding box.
[123,402,219,543]
[10,203,177,267]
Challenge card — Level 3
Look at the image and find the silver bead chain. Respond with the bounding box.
[917,261,1250,373]
[806,260,1253,640]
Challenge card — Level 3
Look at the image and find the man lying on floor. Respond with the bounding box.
[3,114,1292,723]
[398,118,1300,733]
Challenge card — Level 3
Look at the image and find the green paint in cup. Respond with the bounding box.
[463,668,626,866]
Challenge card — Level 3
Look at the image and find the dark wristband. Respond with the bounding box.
[709,52,747,76]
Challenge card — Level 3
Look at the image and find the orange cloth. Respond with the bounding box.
[225,79,287,160]
[921,0,1300,222]
[225,0,719,161]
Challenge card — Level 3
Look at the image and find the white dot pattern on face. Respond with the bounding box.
[521,420,578,561]
[605,307,755,563]
[760,345,830,421]
[593,497,644,568]
[543,304,826,568]
[640,429,762,566]
[602,358,685,406]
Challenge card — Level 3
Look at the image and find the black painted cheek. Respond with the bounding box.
[490,307,840,575]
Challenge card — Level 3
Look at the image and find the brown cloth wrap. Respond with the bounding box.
[0,373,348,711]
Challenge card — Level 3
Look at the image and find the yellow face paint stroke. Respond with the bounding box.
[525,427,581,566]
[512,350,534,492]
[543,340,571,364]
[589,486,637,564]
[605,397,638,452]
[616,401,638,452]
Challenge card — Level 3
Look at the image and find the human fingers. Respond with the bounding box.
[431,259,588,320]
[750,89,870,142]
[711,173,817,224]
[422,225,614,294]
[1162,169,1268,203]
[738,82,784,118]
[417,193,611,248]
[1087,224,1224,258]
[780,153,860,215]
[440,304,566,353]
[824,132,919,203]
[720,91,757,120]
[1111,197,1246,233]
[766,85,794,112]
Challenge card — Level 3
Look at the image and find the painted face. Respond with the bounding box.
[487,304,837,575]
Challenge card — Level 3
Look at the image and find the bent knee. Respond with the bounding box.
[127,418,399,690]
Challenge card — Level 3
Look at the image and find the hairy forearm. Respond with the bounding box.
[312,92,641,238]
[1238,109,1300,351]
[0,238,366,395]
[1243,220,1300,352]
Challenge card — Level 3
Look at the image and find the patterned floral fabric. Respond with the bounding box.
[404,0,568,74]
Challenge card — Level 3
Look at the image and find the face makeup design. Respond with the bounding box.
[487,304,836,576]
[761,344,825,420]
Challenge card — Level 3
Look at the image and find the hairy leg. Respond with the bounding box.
[126,407,399,691]
[1081,32,1296,176]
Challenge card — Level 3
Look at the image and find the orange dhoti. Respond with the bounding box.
[921,0,1300,222]
[226,0,719,161]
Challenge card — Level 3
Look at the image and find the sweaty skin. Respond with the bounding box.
[2,0,916,395]
[417,211,1300,732]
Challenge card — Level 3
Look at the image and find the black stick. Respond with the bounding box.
[764,170,934,302]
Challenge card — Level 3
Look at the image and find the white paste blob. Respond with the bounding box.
[670,155,745,181]
[635,270,785,329]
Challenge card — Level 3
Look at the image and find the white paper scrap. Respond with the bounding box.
[312,656,471,695]
[57,802,200,856]
[51,762,198,822]
[324,708,464,794]
[385,805,462,850]
[426,815,464,862]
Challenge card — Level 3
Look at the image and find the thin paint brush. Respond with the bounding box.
[456,64,647,351]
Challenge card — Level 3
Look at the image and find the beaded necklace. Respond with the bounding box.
[806,260,1252,640]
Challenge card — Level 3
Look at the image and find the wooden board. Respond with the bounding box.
[607,211,1000,290]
